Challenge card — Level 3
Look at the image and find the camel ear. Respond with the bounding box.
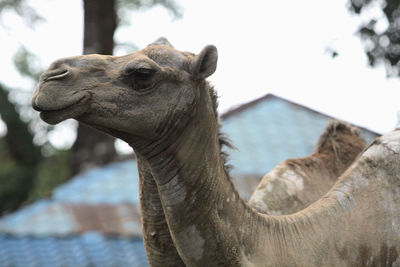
[192,45,218,79]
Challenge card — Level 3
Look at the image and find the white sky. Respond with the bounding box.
[1,0,400,148]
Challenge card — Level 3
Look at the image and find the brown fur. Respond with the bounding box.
[208,84,234,172]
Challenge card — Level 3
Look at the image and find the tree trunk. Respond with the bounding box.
[70,0,118,176]
[82,0,117,55]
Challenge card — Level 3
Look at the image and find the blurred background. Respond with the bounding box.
[0,0,398,266]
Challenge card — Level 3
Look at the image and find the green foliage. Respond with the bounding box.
[117,0,182,30]
[115,0,182,54]
[118,0,182,19]
[0,84,41,214]
[0,141,70,214]
[0,0,43,26]
[13,46,43,82]
[0,151,33,214]
[348,0,400,76]
[12,46,49,147]
[0,84,41,166]
[28,149,70,201]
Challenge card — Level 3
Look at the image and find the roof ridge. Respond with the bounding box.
[220,93,380,135]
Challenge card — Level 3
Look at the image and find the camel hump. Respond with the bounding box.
[314,120,366,155]
[248,120,368,215]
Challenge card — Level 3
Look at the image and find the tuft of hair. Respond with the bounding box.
[315,120,364,153]
[207,84,235,172]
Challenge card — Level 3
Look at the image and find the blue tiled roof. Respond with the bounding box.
[54,160,139,204]
[0,161,143,237]
[0,234,148,267]
[223,95,329,176]
[223,94,378,176]
[0,162,146,266]
[0,200,76,236]
[0,201,143,237]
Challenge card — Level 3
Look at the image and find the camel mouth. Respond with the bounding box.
[39,95,90,125]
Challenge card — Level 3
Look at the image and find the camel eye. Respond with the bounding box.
[131,68,155,81]
[124,67,156,93]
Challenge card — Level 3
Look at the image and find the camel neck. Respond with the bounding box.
[133,91,265,265]
[136,155,185,267]
[130,88,312,265]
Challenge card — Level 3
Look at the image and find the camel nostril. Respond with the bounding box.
[42,69,70,82]
[31,98,42,111]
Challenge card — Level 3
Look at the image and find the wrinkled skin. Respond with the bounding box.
[33,38,400,266]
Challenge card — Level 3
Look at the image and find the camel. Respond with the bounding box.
[249,120,367,215]
[32,38,400,266]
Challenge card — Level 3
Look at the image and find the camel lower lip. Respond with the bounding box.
[39,96,89,125]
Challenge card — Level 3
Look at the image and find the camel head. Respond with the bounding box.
[32,38,218,143]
